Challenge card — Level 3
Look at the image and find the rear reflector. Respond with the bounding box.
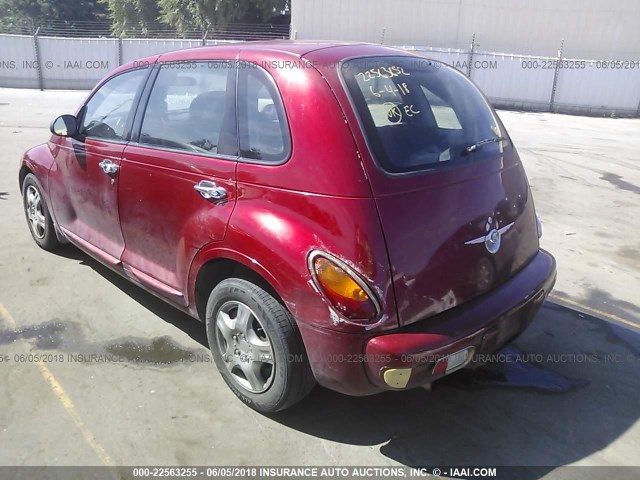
[383,368,412,388]
[432,347,475,376]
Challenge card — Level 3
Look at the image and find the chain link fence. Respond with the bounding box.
[1,29,639,117]
[0,19,291,41]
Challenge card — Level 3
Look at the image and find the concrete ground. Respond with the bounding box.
[0,88,639,477]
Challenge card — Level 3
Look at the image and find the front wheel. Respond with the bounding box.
[205,278,315,413]
[22,173,61,251]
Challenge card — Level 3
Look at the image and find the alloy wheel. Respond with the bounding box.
[215,301,275,393]
[25,185,46,239]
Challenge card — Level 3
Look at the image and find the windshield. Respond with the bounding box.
[341,56,506,174]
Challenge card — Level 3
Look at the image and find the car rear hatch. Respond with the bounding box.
[340,56,540,327]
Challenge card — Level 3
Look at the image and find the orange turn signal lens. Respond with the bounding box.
[311,255,378,320]
[315,257,370,302]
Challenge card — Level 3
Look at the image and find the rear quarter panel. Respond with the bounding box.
[189,50,398,334]
[220,191,396,333]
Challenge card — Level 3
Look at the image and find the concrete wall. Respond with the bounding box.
[291,0,640,60]
[1,34,639,117]
[0,34,232,90]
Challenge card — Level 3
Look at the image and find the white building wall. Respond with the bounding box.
[291,0,640,60]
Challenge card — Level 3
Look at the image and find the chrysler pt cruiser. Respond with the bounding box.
[19,42,556,413]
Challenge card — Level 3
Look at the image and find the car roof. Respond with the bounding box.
[160,40,412,61]
[113,41,415,76]
[164,40,370,58]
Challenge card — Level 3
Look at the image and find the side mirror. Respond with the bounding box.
[50,114,79,137]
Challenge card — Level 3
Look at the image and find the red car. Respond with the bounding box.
[19,42,556,413]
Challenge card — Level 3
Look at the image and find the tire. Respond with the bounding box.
[205,278,315,413]
[22,173,61,251]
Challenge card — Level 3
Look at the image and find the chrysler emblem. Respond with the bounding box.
[465,217,514,254]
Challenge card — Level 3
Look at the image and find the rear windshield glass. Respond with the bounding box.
[341,56,506,174]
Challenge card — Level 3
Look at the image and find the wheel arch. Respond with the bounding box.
[18,164,33,190]
[192,252,286,323]
[19,161,68,244]
[20,143,55,185]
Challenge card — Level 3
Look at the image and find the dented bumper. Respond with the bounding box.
[299,249,557,396]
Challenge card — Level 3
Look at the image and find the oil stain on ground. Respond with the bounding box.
[0,319,70,349]
[0,318,210,367]
[105,336,206,365]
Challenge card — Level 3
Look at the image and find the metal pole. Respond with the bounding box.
[380,28,386,45]
[32,27,44,91]
[550,37,565,113]
[117,35,123,66]
[202,30,208,47]
[467,33,476,78]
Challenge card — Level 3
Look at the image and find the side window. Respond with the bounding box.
[238,66,290,163]
[82,68,148,141]
[139,62,236,156]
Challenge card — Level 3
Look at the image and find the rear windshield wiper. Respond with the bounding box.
[462,136,506,155]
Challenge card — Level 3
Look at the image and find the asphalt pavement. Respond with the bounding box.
[0,88,638,477]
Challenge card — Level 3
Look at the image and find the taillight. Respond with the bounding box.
[309,251,380,321]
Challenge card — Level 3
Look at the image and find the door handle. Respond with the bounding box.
[194,180,228,202]
[99,159,119,175]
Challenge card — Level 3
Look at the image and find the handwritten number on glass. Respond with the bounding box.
[369,82,411,98]
[385,103,421,123]
[356,66,411,82]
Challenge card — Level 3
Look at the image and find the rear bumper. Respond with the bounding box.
[298,249,556,396]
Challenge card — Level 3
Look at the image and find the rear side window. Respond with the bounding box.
[342,57,505,173]
[238,65,290,163]
[139,62,237,156]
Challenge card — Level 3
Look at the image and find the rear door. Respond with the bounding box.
[341,57,540,326]
[118,61,238,304]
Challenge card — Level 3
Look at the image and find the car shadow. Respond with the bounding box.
[51,244,209,348]
[268,304,639,477]
[52,245,640,476]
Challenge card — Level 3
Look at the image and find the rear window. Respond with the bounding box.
[341,56,506,174]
